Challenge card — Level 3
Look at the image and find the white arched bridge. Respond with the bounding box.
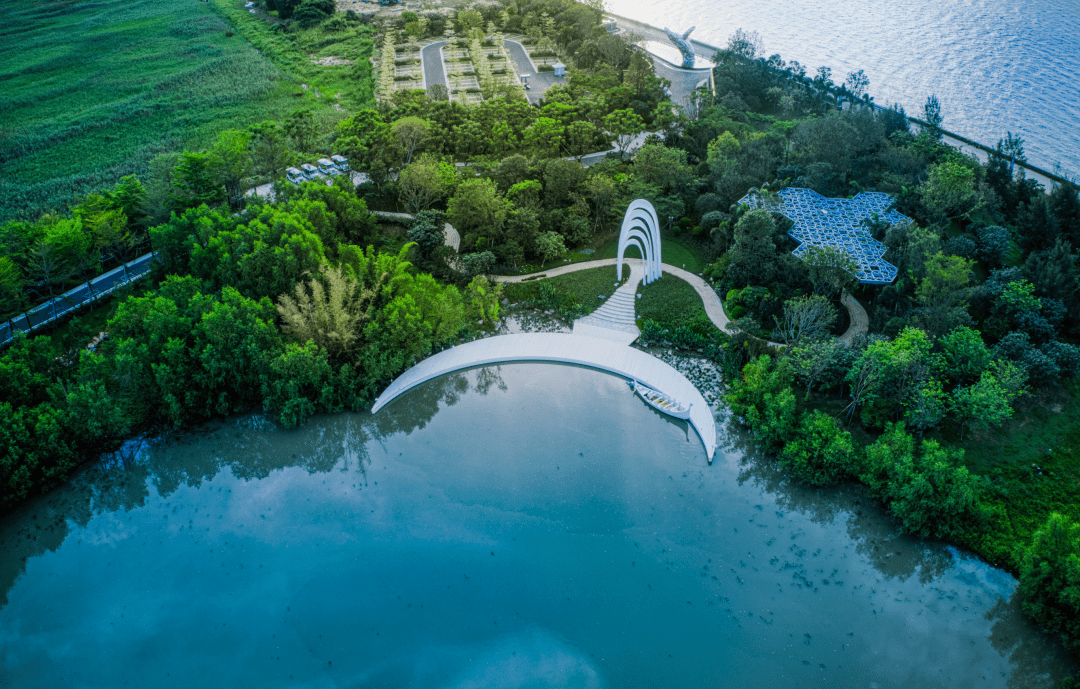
[370,332,716,460]
[371,200,717,462]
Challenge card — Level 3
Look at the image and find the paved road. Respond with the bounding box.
[420,41,447,91]
[371,211,460,252]
[503,39,565,105]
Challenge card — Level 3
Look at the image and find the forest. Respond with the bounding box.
[1,0,1079,669]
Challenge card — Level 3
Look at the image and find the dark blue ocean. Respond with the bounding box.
[612,0,1079,179]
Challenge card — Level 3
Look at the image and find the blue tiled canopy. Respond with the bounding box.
[739,188,910,284]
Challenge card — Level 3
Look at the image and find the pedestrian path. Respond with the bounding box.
[571,262,643,344]
[493,258,868,347]
[419,41,447,91]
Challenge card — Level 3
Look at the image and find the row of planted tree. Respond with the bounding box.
[2,1,1079,666]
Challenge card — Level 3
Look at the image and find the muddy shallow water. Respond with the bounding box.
[0,363,1074,688]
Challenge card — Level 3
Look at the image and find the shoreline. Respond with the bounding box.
[604,11,1073,189]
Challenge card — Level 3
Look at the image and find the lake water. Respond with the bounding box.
[0,363,1075,687]
[610,0,1080,179]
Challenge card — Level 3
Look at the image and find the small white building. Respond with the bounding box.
[552,62,566,77]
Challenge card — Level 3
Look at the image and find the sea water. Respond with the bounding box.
[1,364,1075,687]
[610,0,1080,178]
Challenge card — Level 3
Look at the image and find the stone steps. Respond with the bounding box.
[572,281,641,344]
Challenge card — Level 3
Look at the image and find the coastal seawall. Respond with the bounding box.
[605,11,1072,189]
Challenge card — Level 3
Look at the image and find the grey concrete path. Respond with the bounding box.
[420,41,447,91]
[493,258,740,336]
[503,39,565,104]
[839,290,868,344]
[371,211,460,252]
[495,258,869,349]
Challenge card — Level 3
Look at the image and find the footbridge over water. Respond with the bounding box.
[371,332,716,461]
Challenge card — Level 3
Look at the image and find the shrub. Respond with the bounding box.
[779,410,857,485]
[943,234,977,259]
[975,225,1011,267]
[1016,513,1080,655]
[727,355,797,449]
[701,210,725,231]
[862,424,987,541]
[725,285,771,320]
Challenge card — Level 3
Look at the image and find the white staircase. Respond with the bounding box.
[572,265,643,345]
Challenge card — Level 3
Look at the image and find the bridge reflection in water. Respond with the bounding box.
[371,332,716,461]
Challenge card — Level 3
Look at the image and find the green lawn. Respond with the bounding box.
[594,234,706,274]
[502,267,625,319]
[0,0,368,223]
[636,274,708,329]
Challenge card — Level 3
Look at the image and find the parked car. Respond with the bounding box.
[300,163,320,179]
[286,167,306,184]
[330,155,350,172]
[317,158,340,176]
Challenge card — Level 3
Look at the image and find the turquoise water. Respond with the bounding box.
[611,0,1080,178]
[0,363,1075,687]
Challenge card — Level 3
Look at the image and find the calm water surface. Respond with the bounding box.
[1,364,1075,687]
[610,0,1080,178]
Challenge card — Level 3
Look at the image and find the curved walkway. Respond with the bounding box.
[371,211,460,251]
[493,259,868,347]
[839,290,869,344]
[493,258,737,332]
[369,213,865,346]
[371,332,716,460]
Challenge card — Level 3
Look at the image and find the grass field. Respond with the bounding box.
[502,267,622,319]
[636,274,708,329]
[209,0,375,111]
[594,235,706,274]
[0,0,372,224]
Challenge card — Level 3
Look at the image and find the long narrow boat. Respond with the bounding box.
[628,380,692,420]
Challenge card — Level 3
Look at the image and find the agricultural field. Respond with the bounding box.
[0,0,370,224]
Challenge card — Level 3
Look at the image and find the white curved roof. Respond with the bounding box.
[371,332,716,460]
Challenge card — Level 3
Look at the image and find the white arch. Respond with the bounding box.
[617,199,662,285]
[625,233,652,274]
[371,333,716,460]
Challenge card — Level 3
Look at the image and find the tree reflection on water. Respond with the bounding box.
[724,416,1074,686]
[0,367,491,608]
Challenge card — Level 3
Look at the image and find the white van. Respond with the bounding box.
[300,163,320,179]
[317,158,339,176]
[286,167,306,184]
